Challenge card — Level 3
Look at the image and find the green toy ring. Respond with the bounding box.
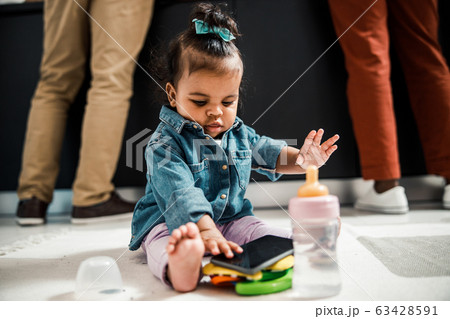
[235,268,293,296]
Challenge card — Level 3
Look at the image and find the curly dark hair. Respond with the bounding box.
[150,2,244,105]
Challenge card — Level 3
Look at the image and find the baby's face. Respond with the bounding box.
[166,63,242,139]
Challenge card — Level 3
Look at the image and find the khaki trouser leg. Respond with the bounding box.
[17,0,90,202]
[72,0,154,206]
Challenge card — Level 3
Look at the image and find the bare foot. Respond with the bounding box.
[166,222,205,292]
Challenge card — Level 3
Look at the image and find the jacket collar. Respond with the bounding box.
[159,105,191,133]
[159,105,243,134]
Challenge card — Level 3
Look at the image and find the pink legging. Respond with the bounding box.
[141,216,292,287]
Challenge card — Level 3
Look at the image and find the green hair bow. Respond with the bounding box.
[192,18,236,42]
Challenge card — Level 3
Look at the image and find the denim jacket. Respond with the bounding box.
[129,105,287,250]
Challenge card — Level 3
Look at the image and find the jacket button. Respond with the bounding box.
[220,194,227,199]
[205,136,210,140]
[222,165,228,170]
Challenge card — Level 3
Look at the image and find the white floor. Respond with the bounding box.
[1,200,449,302]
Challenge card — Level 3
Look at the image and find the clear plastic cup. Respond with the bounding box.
[75,256,123,300]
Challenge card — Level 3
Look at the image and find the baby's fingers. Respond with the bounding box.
[205,240,220,255]
[218,241,234,258]
[299,130,316,154]
[313,128,324,146]
[228,241,243,254]
[322,134,340,146]
[321,134,340,152]
[325,144,338,157]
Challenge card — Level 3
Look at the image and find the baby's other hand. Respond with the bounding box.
[199,227,243,258]
[296,129,339,169]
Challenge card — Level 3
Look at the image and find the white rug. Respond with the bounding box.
[1,206,449,301]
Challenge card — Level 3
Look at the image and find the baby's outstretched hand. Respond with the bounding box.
[296,129,339,169]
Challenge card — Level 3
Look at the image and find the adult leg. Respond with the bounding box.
[388,0,450,182]
[328,0,408,212]
[72,0,154,206]
[17,0,90,203]
[328,0,400,181]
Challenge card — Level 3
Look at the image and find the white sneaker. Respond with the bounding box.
[444,185,450,209]
[355,186,409,214]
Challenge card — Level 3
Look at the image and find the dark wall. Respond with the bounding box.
[1,0,449,191]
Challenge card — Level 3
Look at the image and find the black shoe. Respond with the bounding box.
[71,191,135,224]
[16,196,49,226]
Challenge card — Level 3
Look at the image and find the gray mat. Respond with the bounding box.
[358,236,450,278]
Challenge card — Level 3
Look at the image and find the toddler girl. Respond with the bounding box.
[129,3,339,292]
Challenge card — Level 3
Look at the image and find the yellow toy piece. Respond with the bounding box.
[264,255,294,271]
[297,165,329,197]
[202,262,263,280]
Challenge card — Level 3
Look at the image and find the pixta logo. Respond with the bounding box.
[126,128,153,172]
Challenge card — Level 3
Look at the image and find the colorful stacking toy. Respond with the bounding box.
[203,254,294,295]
